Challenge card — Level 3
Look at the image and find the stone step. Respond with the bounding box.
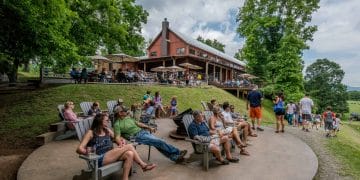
[49,122,66,132]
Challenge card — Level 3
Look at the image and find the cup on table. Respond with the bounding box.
[87,146,96,157]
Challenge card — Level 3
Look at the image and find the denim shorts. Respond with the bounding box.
[98,153,105,167]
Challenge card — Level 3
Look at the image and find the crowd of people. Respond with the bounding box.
[272,91,342,137]
[61,87,343,179]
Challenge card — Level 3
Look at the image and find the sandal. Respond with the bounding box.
[216,159,229,165]
[226,157,239,163]
[142,163,157,172]
[275,130,279,133]
[250,134,258,137]
[240,150,250,156]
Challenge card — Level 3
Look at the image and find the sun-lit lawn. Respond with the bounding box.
[0,84,276,148]
[326,121,360,179]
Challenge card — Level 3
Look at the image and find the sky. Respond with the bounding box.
[136,0,360,86]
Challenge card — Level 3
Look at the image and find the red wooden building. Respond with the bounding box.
[138,18,246,82]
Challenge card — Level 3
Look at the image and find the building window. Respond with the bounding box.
[150,51,157,57]
[176,47,185,55]
[189,48,195,55]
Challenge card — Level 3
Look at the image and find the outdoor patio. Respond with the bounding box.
[18,118,318,180]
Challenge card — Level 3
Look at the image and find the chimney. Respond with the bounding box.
[161,18,169,56]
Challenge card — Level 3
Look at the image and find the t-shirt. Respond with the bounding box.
[247,90,262,107]
[286,103,296,114]
[188,121,210,139]
[299,97,314,114]
[222,111,234,123]
[63,109,78,122]
[114,117,142,140]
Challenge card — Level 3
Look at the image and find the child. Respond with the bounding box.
[332,114,341,137]
[170,96,177,116]
[312,114,321,130]
[322,106,335,137]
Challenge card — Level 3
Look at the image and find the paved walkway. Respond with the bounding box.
[18,119,318,180]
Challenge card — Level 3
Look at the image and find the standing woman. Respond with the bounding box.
[154,91,164,118]
[76,113,156,180]
[273,92,286,133]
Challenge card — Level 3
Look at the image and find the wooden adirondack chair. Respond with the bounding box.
[74,117,123,180]
[80,102,94,116]
[182,114,214,171]
[201,101,210,111]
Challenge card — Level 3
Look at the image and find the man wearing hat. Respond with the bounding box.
[113,98,124,112]
[113,106,187,163]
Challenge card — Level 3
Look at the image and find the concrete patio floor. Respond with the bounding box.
[18,118,318,180]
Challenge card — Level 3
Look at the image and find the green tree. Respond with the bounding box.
[0,0,148,83]
[304,59,349,114]
[348,91,360,101]
[237,0,319,100]
[197,36,225,52]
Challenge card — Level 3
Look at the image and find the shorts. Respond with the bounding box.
[98,153,105,167]
[249,106,262,119]
[221,127,233,135]
[275,109,285,116]
[302,114,312,122]
[209,137,220,149]
[325,121,333,131]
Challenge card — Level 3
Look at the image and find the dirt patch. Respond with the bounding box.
[286,126,353,180]
[0,151,32,180]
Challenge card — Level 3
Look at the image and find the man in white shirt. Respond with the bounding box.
[299,93,314,132]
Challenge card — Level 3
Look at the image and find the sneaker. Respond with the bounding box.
[256,127,264,131]
[175,150,187,163]
[251,126,255,130]
[305,129,310,132]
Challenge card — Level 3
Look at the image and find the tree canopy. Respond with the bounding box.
[0,0,148,82]
[197,36,225,53]
[304,59,348,114]
[237,0,320,100]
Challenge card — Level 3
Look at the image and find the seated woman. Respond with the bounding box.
[76,113,156,180]
[223,103,257,143]
[140,100,156,124]
[63,101,79,129]
[209,107,250,156]
[188,110,238,164]
[88,101,102,116]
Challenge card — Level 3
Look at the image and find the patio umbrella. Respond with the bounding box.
[179,62,203,70]
[151,66,169,72]
[166,65,186,72]
[87,55,112,62]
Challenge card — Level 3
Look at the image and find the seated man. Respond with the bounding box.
[188,110,239,165]
[222,103,257,144]
[114,106,187,163]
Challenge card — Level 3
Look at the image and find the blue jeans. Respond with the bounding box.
[135,130,180,161]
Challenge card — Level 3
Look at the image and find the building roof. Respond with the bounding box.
[169,28,246,67]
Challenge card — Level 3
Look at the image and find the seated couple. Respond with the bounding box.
[188,110,244,165]
[113,106,187,163]
[76,113,156,180]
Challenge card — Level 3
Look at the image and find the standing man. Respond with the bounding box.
[299,93,314,132]
[247,85,264,131]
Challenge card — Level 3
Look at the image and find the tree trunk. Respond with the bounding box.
[7,58,19,84]
[24,62,30,72]
[39,65,43,83]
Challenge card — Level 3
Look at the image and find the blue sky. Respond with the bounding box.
[136,0,360,86]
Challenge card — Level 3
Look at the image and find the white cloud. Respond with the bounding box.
[136,0,244,55]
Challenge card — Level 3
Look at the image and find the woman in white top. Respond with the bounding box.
[209,107,249,156]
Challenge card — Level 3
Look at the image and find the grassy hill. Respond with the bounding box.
[0,84,275,149]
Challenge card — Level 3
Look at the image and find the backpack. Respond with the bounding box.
[325,112,334,123]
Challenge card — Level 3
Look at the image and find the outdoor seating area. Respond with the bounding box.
[18,116,318,180]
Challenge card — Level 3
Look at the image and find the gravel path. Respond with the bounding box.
[285,126,353,180]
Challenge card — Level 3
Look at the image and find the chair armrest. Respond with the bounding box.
[79,154,101,161]
[185,138,210,145]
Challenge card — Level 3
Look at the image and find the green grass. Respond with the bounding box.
[326,121,360,179]
[0,84,275,148]
[344,100,360,120]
